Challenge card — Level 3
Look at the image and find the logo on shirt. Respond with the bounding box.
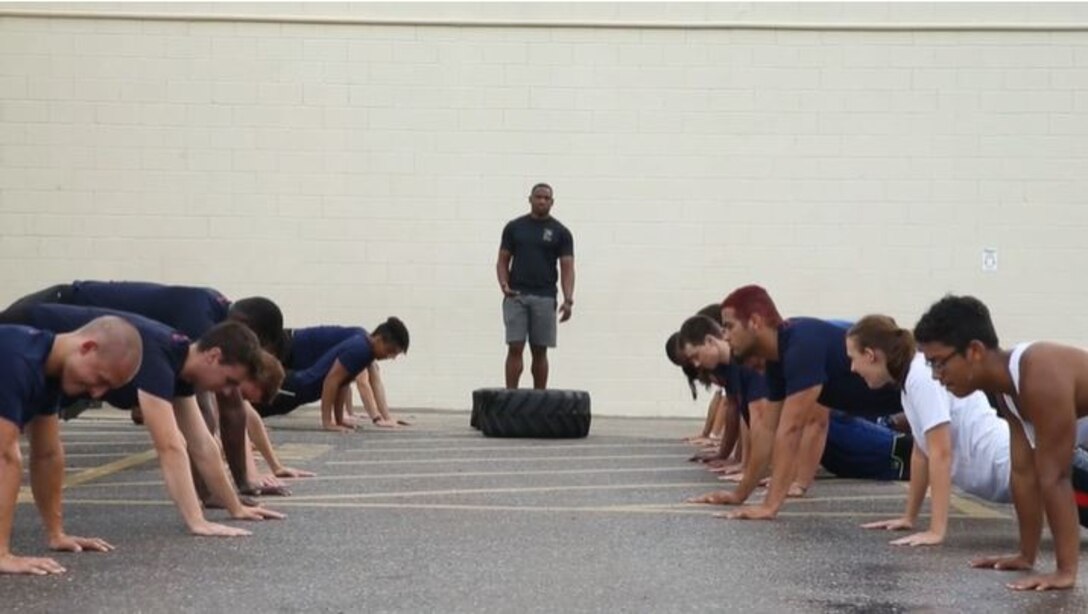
[542,228,554,242]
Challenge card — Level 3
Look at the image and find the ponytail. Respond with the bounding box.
[848,315,917,388]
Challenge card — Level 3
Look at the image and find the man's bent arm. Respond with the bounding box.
[731,399,782,502]
[759,386,823,514]
[138,391,208,530]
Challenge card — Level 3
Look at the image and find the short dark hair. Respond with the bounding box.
[374,317,409,353]
[913,295,999,351]
[696,303,722,324]
[530,183,552,196]
[254,350,286,404]
[227,297,284,351]
[678,315,722,349]
[196,321,263,376]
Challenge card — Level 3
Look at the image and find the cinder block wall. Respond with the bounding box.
[2,3,1086,416]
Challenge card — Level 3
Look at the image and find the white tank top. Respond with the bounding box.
[1002,342,1088,448]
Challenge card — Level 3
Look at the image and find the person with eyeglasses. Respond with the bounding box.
[913,295,1088,591]
[710,285,905,522]
[846,314,1014,547]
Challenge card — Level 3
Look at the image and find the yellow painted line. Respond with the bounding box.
[895,480,1011,520]
[66,466,705,489]
[62,450,158,487]
[56,498,1009,519]
[272,443,333,462]
[329,454,682,466]
[341,442,688,454]
[17,449,158,503]
[949,493,1011,520]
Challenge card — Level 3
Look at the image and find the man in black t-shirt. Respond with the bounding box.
[495,183,575,389]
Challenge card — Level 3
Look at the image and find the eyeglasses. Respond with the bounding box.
[926,350,960,374]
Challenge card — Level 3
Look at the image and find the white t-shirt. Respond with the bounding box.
[902,353,1011,502]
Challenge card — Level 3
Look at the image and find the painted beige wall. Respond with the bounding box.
[2,3,1086,416]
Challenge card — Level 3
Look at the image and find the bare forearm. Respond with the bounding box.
[734,418,775,501]
[903,449,929,522]
[320,384,338,426]
[761,422,804,512]
[702,393,720,438]
[0,454,23,554]
[188,434,245,515]
[1041,474,1081,575]
[560,269,574,303]
[926,450,952,535]
[1010,468,1043,562]
[245,404,283,473]
[717,398,740,460]
[218,400,249,489]
[369,370,392,421]
[155,446,207,528]
[28,451,65,539]
[355,378,381,421]
[794,412,828,490]
[740,421,751,467]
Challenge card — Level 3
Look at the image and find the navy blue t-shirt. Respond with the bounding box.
[2,304,193,408]
[500,214,574,298]
[0,325,61,430]
[765,317,902,418]
[282,334,375,405]
[713,363,769,425]
[286,326,366,371]
[69,281,230,339]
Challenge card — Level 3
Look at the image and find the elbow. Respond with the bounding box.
[0,447,22,470]
[153,432,189,457]
[1038,465,1072,490]
[779,420,804,438]
[927,445,952,466]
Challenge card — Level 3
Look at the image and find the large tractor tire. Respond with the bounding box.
[470,387,505,429]
[475,388,591,438]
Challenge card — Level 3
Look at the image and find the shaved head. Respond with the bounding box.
[77,315,143,380]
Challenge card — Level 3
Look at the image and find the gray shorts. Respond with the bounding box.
[503,294,557,348]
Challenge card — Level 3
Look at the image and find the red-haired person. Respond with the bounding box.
[717,285,903,521]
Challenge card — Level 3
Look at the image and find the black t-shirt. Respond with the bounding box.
[3,304,193,408]
[0,325,60,430]
[713,363,769,426]
[499,214,574,298]
[69,281,230,339]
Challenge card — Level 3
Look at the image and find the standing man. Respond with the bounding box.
[496,183,575,389]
